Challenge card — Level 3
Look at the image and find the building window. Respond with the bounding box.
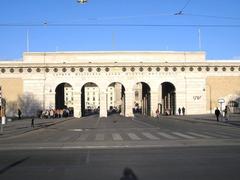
[93,97,95,101]
[110,97,113,101]
[53,68,57,72]
[156,67,160,71]
[1,68,5,73]
[131,67,135,72]
[36,68,41,72]
[10,68,14,73]
[181,67,185,71]
[214,67,218,71]
[197,67,202,71]
[45,68,50,73]
[105,67,110,72]
[222,67,226,71]
[62,67,67,72]
[19,68,23,73]
[96,67,101,72]
[206,67,210,71]
[122,67,126,72]
[148,67,152,72]
[164,67,169,71]
[27,68,32,73]
[173,67,177,72]
[88,67,92,72]
[189,67,194,71]
[139,67,144,72]
[238,67,240,71]
[71,67,75,72]
[87,97,90,101]
[230,67,234,71]
[79,67,84,72]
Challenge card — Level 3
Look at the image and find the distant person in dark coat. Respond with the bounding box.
[178,108,181,115]
[120,167,138,180]
[31,117,35,128]
[18,109,22,120]
[215,107,220,122]
[182,107,185,115]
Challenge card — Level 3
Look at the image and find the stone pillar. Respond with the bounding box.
[45,92,55,110]
[100,90,107,117]
[151,91,159,117]
[73,91,81,118]
[125,90,134,117]
[159,84,163,114]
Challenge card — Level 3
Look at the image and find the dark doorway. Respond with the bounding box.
[161,82,176,115]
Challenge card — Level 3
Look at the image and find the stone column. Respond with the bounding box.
[45,92,55,110]
[73,91,81,118]
[125,90,134,117]
[151,91,159,117]
[100,90,107,117]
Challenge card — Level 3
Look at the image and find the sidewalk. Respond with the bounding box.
[167,113,240,127]
[0,117,73,139]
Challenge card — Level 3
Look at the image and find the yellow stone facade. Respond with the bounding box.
[0,78,23,102]
[206,77,240,112]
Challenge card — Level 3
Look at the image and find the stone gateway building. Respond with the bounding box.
[0,51,239,118]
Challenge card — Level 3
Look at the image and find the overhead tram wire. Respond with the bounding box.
[0,23,240,28]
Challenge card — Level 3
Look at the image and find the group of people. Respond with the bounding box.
[178,107,186,116]
[215,106,230,122]
[37,108,73,119]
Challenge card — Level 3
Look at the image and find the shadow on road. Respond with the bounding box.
[0,157,30,175]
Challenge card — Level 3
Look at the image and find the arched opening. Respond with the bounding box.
[161,82,176,115]
[133,82,151,116]
[81,82,100,117]
[107,82,125,116]
[55,83,74,117]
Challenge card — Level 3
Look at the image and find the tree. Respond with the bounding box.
[17,92,42,117]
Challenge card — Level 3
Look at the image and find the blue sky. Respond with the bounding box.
[0,0,240,60]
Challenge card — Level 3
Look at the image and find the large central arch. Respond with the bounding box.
[107,82,125,116]
[81,82,100,117]
[133,82,151,116]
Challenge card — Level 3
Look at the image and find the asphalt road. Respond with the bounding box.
[0,146,240,180]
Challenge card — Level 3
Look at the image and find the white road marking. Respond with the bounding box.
[112,133,123,141]
[142,132,159,140]
[127,133,141,140]
[172,132,196,139]
[187,132,213,139]
[95,133,105,141]
[157,132,178,139]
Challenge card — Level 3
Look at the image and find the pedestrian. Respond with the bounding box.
[18,109,22,120]
[31,117,35,128]
[215,107,220,122]
[178,107,181,115]
[182,107,185,116]
[224,106,229,122]
[120,167,138,180]
[155,108,160,118]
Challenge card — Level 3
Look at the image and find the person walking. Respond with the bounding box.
[178,108,181,115]
[215,107,220,122]
[224,106,229,122]
[18,109,22,120]
[120,167,138,180]
[31,117,35,128]
[155,108,160,118]
[182,107,185,116]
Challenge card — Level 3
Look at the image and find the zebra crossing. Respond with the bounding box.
[68,130,240,142]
